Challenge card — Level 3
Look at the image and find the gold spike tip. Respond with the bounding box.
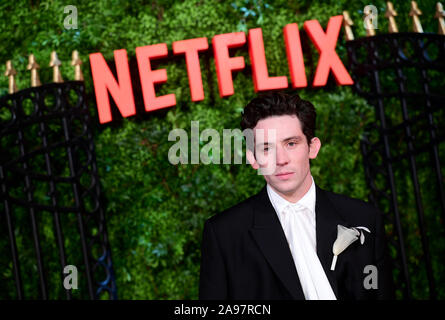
[436,2,445,18]
[385,2,399,33]
[71,50,84,81]
[385,2,398,17]
[343,11,353,26]
[27,54,40,70]
[49,51,62,67]
[5,60,18,94]
[436,2,445,35]
[409,1,422,15]
[49,51,63,83]
[5,60,17,76]
[342,11,355,41]
[71,50,83,65]
[409,1,423,33]
[27,54,41,87]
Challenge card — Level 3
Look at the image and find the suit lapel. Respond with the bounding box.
[315,186,347,299]
[248,185,347,300]
[249,186,305,300]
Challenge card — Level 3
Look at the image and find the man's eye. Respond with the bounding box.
[288,141,297,147]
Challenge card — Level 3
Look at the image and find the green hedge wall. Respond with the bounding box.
[0,0,443,299]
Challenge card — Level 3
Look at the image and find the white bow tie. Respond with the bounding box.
[279,203,336,300]
[282,204,315,229]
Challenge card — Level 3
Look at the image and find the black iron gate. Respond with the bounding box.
[0,81,116,299]
[1,32,444,301]
[346,33,445,299]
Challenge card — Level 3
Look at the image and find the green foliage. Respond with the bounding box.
[0,0,443,299]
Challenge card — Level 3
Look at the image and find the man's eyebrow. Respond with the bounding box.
[254,136,302,148]
[281,136,303,142]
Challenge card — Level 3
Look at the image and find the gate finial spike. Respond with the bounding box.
[363,6,376,36]
[435,2,445,35]
[26,54,41,87]
[343,11,354,41]
[49,51,63,83]
[409,1,423,33]
[71,50,84,81]
[5,60,18,94]
[385,2,399,33]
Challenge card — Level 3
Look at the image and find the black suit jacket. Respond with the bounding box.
[199,184,394,300]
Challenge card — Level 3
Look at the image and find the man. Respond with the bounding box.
[199,92,394,300]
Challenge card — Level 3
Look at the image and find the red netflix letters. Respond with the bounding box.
[136,43,176,112]
[249,28,288,92]
[89,15,353,124]
[89,49,136,124]
[303,16,353,87]
[284,23,307,88]
[172,37,208,101]
[212,32,246,97]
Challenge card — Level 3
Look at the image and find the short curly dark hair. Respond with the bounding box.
[240,92,316,146]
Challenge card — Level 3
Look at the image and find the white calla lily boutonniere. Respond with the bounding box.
[330,225,371,271]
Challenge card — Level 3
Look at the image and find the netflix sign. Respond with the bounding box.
[89,15,353,124]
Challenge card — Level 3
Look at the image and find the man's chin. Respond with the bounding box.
[268,182,298,196]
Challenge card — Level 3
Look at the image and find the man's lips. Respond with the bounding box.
[275,172,294,180]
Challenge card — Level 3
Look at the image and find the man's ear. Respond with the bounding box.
[308,137,321,159]
[246,149,259,170]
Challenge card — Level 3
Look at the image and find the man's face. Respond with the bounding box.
[246,115,321,201]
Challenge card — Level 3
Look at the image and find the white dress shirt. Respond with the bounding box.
[266,176,337,300]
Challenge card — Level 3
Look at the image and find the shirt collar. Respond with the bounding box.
[266,176,316,215]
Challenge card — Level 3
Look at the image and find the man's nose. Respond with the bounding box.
[275,145,289,166]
